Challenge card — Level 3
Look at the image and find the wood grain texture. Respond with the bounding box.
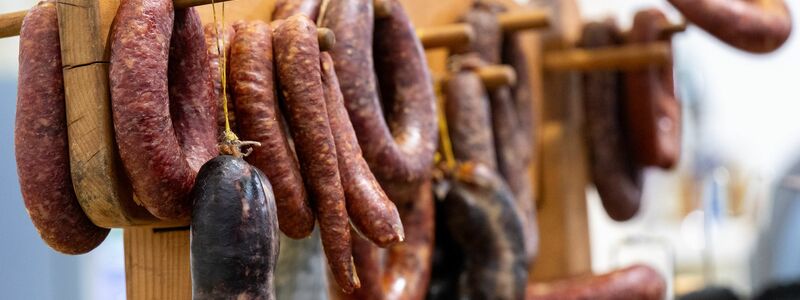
[125,228,192,300]
[0,10,26,39]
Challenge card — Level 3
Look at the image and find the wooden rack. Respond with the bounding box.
[1,0,681,298]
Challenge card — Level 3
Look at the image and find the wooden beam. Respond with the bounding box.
[125,227,192,300]
[544,42,672,71]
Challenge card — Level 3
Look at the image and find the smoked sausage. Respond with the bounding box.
[191,155,279,299]
[321,0,438,183]
[580,21,643,221]
[443,63,498,170]
[230,20,315,239]
[273,15,359,293]
[272,0,322,20]
[321,52,404,247]
[169,7,218,172]
[526,265,666,300]
[625,9,681,170]
[668,0,792,53]
[110,0,195,220]
[203,22,236,135]
[15,0,109,255]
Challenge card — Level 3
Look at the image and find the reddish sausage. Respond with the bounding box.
[668,0,791,53]
[625,9,681,169]
[272,0,322,20]
[203,22,236,135]
[230,20,315,239]
[110,0,198,220]
[273,15,359,293]
[15,0,109,255]
[321,0,438,183]
[320,52,404,247]
[169,7,218,172]
[526,265,666,300]
[580,21,643,221]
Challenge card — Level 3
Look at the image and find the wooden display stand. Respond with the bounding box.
[0,0,676,298]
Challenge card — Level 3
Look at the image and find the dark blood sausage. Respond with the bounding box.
[273,15,359,293]
[426,187,464,300]
[191,155,279,299]
[334,181,435,300]
[272,0,322,20]
[625,9,681,170]
[444,163,528,300]
[15,1,109,255]
[169,8,218,172]
[460,4,539,261]
[230,20,315,239]
[580,22,643,221]
[526,265,666,300]
[203,22,236,135]
[110,0,193,220]
[668,0,791,53]
[443,66,498,170]
[322,0,438,183]
[320,52,404,247]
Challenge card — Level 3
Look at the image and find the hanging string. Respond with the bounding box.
[210,0,237,143]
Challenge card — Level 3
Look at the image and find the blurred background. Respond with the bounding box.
[1,0,800,299]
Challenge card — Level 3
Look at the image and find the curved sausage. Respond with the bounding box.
[321,0,438,183]
[444,163,528,300]
[580,21,643,221]
[273,15,359,293]
[321,52,404,247]
[272,0,322,20]
[110,0,194,220]
[190,155,279,299]
[203,22,236,135]
[230,20,315,239]
[526,265,666,300]
[668,0,791,53]
[625,9,681,170]
[15,0,109,255]
[443,66,498,170]
[169,8,218,172]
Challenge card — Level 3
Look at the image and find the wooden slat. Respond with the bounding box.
[0,10,26,39]
[125,228,192,300]
[544,42,672,71]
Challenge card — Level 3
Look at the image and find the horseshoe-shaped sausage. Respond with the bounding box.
[625,9,682,170]
[320,0,438,183]
[668,0,792,53]
[580,21,643,221]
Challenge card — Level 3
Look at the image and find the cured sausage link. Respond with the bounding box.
[668,0,791,53]
[527,265,666,300]
[273,15,359,293]
[321,52,404,247]
[272,0,322,20]
[580,21,642,221]
[110,0,195,220]
[322,0,438,184]
[16,0,109,255]
[231,20,315,239]
[169,7,218,173]
[444,68,498,170]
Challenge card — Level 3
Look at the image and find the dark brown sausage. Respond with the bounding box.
[320,52,404,247]
[321,0,438,183]
[203,22,236,135]
[110,0,196,220]
[458,2,502,63]
[443,66,498,170]
[15,0,109,255]
[273,15,359,293]
[625,9,681,170]
[191,155,279,299]
[443,163,528,300]
[580,21,643,221]
[169,8,218,172]
[230,20,315,239]
[502,34,535,153]
[526,265,666,300]
[668,0,791,53]
[272,0,322,20]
